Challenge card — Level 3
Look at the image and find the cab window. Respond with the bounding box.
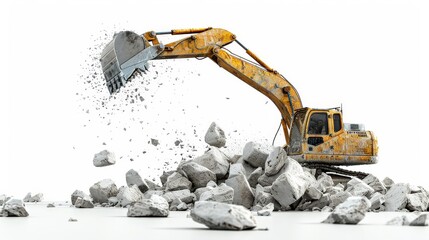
[334,114,342,132]
[308,113,328,135]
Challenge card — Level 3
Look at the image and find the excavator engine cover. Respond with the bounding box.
[100,31,164,94]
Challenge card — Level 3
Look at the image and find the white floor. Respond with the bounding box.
[1,203,427,240]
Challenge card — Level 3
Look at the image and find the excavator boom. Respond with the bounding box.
[100,28,302,143]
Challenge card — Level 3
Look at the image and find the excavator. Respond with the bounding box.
[100,27,378,178]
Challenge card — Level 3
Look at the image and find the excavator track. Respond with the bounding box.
[300,163,369,180]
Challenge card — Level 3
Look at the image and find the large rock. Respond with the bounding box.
[117,185,144,207]
[181,162,216,188]
[322,196,371,224]
[346,178,374,197]
[126,169,149,193]
[71,190,91,205]
[127,195,169,217]
[258,165,286,187]
[225,174,254,209]
[410,214,428,226]
[199,183,234,204]
[160,170,175,186]
[89,179,119,204]
[165,172,192,191]
[362,174,387,194]
[0,199,29,217]
[204,122,226,148]
[93,150,116,167]
[316,173,334,192]
[74,196,94,208]
[385,183,411,211]
[194,187,213,201]
[369,192,385,210]
[193,147,230,179]
[162,189,194,204]
[229,163,246,178]
[271,158,315,207]
[247,167,264,188]
[190,201,257,230]
[407,192,429,212]
[265,147,287,176]
[23,193,43,203]
[242,141,271,169]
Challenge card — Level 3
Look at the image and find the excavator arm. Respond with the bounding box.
[100,28,303,144]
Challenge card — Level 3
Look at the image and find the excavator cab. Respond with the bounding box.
[288,108,378,165]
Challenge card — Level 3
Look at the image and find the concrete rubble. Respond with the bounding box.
[322,196,371,224]
[199,183,234,204]
[190,201,257,230]
[193,147,229,179]
[181,162,216,188]
[165,172,192,191]
[0,199,29,217]
[242,141,272,169]
[386,214,428,226]
[71,190,92,205]
[93,150,116,167]
[225,174,254,209]
[384,183,411,211]
[264,147,287,176]
[410,214,428,226]
[204,122,226,148]
[127,195,169,217]
[89,179,119,203]
[117,185,144,207]
[247,167,264,188]
[0,194,10,205]
[162,189,194,204]
[75,196,95,208]
[23,193,44,203]
[126,169,149,193]
[257,203,274,216]
[271,157,315,207]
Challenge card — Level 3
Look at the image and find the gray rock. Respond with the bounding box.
[382,177,395,190]
[160,170,175,186]
[264,147,287,176]
[207,180,217,188]
[363,174,387,194]
[71,190,91,205]
[74,196,94,208]
[254,184,279,209]
[407,192,429,212]
[257,203,274,216]
[316,173,334,192]
[0,194,10,205]
[304,184,323,201]
[242,141,271,169]
[329,191,352,208]
[89,179,119,204]
[144,179,161,190]
[236,159,258,178]
[126,169,149,193]
[169,198,188,211]
[162,189,194,204]
[322,196,371,224]
[302,194,330,211]
[385,183,411,211]
[165,172,192,191]
[93,150,116,167]
[229,163,246,178]
[271,158,316,207]
[258,165,286,187]
[225,174,254,209]
[68,217,78,222]
[47,203,55,208]
[410,214,428,226]
[23,193,31,202]
[346,178,374,197]
[194,187,213,201]
[117,185,144,207]
[321,206,333,212]
[386,215,412,225]
[108,197,118,206]
[204,122,226,148]
[369,192,385,210]
[143,190,164,199]
[193,147,230,179]
[199,183,234,204]
[326,185,345,195]
[247,167,264,188]
[127,195,169,217]
[190,201,257,230]
[0,199,29,217]
[181,162,216,188]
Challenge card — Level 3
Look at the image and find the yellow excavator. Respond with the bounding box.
[100,27,378,178]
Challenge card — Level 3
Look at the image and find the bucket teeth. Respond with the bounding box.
[100,31,164,95]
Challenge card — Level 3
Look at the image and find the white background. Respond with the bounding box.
[1,0,428,200]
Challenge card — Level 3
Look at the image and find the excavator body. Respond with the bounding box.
[99,28,378,168]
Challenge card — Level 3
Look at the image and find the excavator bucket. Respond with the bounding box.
[100,31,164,94]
